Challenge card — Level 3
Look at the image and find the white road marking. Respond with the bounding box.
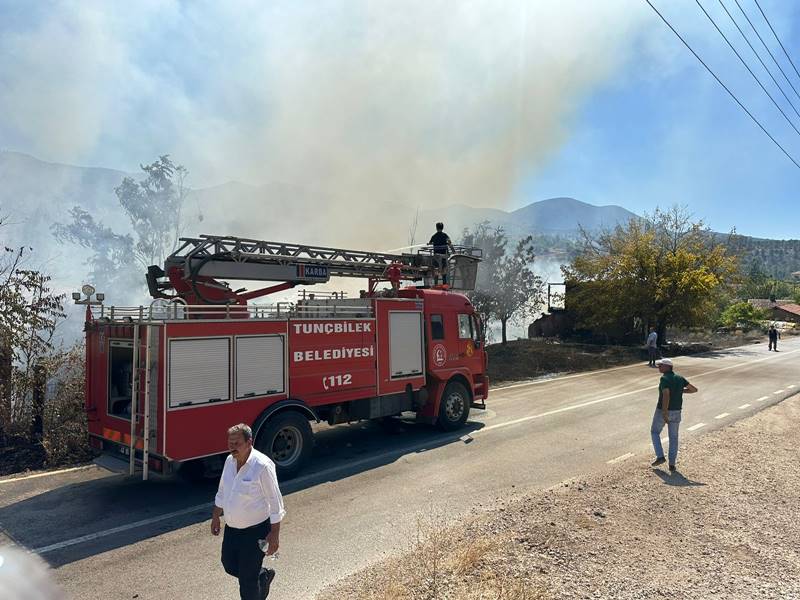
[690,347,800,379]
[756,396,770,402]
[774,390,785,395]
[714,413,730,419]
[607,452,634,464]
[687,423,706,431]
[0,465,96,486]
[738,404,751,409]
[492,362,651,392]
[479,346,800,436]
[492,342,800,395]
[788,384,796,389]
[33,503,211,554]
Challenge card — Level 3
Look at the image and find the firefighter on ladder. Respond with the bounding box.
[428,222,454,285]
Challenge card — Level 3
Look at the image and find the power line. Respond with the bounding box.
[732,0,800,102]
[752,0,800,84]
[717,0,800,121]
[695,0,800,137]
[643,0,800,170]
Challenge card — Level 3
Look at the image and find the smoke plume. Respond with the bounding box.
[0,2,651,243]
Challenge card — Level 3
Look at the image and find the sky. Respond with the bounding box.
[1,0,800,239]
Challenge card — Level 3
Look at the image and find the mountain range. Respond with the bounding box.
[0,151,634,269]
[1,151,798,291]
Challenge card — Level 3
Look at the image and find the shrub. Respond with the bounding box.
[717,302,768,331]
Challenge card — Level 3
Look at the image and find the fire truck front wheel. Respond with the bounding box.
[256,411,314,479]
[437,381,471,431]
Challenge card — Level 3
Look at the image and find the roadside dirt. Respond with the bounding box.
[318,394,800,600]
[0,439,47,477]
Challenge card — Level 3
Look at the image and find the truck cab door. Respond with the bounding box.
[456,312,484,380]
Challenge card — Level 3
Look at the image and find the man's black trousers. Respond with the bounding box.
[221,519,271,600]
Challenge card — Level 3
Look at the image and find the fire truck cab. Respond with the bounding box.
[81,235,488,479]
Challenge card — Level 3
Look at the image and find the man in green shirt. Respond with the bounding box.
[650,358,697,472]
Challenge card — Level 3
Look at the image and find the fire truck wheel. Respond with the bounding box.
[256,411,314,479]
[437,381,470,431]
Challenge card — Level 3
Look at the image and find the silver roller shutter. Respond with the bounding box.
[236,336,285,399]
[389,312,423,378]
[169,338,230,407]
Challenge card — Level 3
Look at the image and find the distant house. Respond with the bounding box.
[748,299,800,323]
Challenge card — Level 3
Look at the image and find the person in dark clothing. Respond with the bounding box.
[768,325,780,351]
[428,222,454,284]
[428,222,453,255]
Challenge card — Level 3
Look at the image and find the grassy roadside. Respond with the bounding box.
[486,330,779,386]
[317,393,800,600]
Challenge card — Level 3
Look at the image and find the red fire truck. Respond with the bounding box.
[81,235,488,479]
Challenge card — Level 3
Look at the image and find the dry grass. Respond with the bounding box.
[447,537,500,576]
[319,510,550,600]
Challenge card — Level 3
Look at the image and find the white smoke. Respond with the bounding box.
[1,2,651,219]
[0,0,666,324]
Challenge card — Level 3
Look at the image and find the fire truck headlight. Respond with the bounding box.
[71,292,81,301]
[95,293,105,302]
[82,284,96,297]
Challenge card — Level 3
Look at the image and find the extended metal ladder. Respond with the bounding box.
[166,234,483,285]
[130,323,157,480]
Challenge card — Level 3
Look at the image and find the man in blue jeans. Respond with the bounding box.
[650,358,697,472]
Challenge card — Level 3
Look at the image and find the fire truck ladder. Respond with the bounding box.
[157,234,482,294]
[129,322,157,480]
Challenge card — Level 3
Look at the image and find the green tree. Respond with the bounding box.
[52,155,189,295]
[461,223,544,344]
[738,261,797,301]
[563,206,738,344]
[1,215,66,443]
[717,301,767,330]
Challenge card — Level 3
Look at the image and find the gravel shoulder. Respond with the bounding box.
[318,394,800,600]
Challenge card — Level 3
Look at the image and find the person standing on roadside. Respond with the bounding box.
[768,324,780,351]
[212,424,285,600]
[650,358,697,472]
[646,327,658,367]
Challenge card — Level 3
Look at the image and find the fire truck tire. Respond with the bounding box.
[255,411,314,479]
[437,381,470,431]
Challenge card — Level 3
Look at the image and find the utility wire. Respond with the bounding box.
[643,0,800,170]
[718,0,800,121]
[695,0,800,137]
[753,0,800,84]
[732,0,800,102]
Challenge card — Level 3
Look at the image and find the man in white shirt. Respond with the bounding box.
[212,424,285,600]
[646,327,658,367]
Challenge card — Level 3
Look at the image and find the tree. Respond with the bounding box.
[718,302,767,331]
[738,260,796,301]
[52,155,189,296]
[563,206,738,344]
[461,222,544,344]
[0,215,65,443]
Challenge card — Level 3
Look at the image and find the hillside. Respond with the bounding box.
[724,233,800,280]
[2,151,798,287]
[419,197,638,239]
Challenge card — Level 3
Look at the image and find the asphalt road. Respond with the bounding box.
[1,339,799,600]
